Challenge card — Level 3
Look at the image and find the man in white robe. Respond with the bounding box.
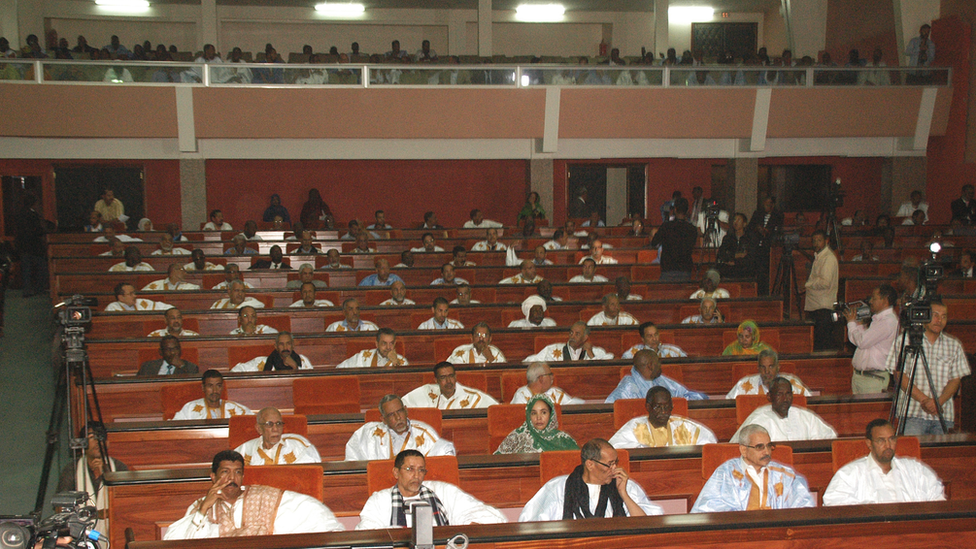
[691,424,815,512]
[109,246,153,272]
[446,322,506,364]
[104,282,173,312]
[345,395,456,461]
[524,322,613,362]
[232,332,314,372]
[417,297,465,330]
[151,233,191,256]
[470,227,508,251]
[519,438,662,521]
[142,263,201,291]
[606,350,708,403]
[586,294,639,326]
[164,450,342,539]
[147,308,200,337]
[609,387,716,448]
[290,281,335,308]
[823,419,945,506]
[508,295,557,329]
[337,328,409,368]
[402,362,499,409]
[578,240,618,264]
[211,280,265,310]
[510,362,583,405]
[233,407,321,465]
[380,280,416,306]
[173,370,251,420]
[326,298,379,331]
[543,229,571,250]
[621,322,686,359]
[185,249,225,271]
[726,349,812,399]
[568,258,609,283]
[730,377,837,443]
[499,260,544,284]
[212,266,253,290]
[357,449,506,529]
[228,306,278,336]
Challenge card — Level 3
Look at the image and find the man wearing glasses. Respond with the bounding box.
[519,438,662,521]
[356,449,505,529]
[233,407,321,465]
[692,424,814,512]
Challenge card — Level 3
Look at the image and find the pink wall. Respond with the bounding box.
[824,0,898,66]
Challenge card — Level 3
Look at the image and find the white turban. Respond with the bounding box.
[522,295,547,320]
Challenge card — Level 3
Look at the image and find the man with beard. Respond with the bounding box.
[231,332,312,371]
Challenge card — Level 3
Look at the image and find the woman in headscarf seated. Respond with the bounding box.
[494,394,578,454]
[722,320,773,356]
[263,193,291,223]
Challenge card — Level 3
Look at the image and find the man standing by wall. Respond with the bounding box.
[804,230,839,350]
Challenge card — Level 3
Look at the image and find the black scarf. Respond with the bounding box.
[561,465,626,519]
[391,485,449,527]
[263,350,304,370]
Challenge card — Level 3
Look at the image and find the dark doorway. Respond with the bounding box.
[54,165,145,232]
[692,22,759,59]
[627,166,646,219]
[2,176,44,239]
[567,165,607,221]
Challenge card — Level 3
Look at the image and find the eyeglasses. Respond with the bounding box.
[740,442,776,452]
[591,459,618,469]
[400,467,427,475]
[260,421,285,428]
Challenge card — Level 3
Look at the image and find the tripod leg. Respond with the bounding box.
[917,350,951,433]
[34,357,70,517]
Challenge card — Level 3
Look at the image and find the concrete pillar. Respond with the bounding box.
[478,0,492,57]
[654,0,669,57]
[729,158,759,216]
[200,0,218,52]
[607,167,628,226]
[889,156,927,216]
[0,0,18,49]
[180,159,207,230]
[783,0,828,57]
[529,158,554,225]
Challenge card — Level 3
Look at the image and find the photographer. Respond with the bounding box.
[845,285,899,394]
[57,422,128,536]
[716,213,757,279]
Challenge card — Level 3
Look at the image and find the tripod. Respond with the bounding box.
[889,324,949,435]
[821,207,843,253]
[772,243,802,319]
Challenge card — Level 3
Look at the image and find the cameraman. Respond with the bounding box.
[845,284,899,394]
[57,422,128,536]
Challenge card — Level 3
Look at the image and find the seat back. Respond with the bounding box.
[364,407,443,434]
[501,371,526,402]
[160,381,228,420]
[701,443,793,481]
[612,397,688,429]
[432,336,471,362]
[487,403,562,452]
[243,464,323,501]
[365,456,460,496]
[137,347,199,369]
[735,394,807,425]
[227,345,270,369]
[292,376,361,410]
[831,436,920,472]
[539,448,630,484]
[227,414,308,450]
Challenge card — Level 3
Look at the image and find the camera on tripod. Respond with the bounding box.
[828,177,845,209]
[704,200,721,222]
[56,296,97,328]
[830,300,871,323]
[0,492,100,549]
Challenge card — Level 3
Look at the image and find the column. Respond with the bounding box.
[783,0,827,57]
[606,168,628,227]
[653,0,669,57]
[889,157,927,217]
[530,158,554,226]
[478,0,491,56]
[200,0,218,52]
[0,0,18,49]
[180,159,207,230]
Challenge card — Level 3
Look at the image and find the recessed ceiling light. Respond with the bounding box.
[315,3,365,17]
[668,6,715,23]
[94,0,151,10]
[515,4,566,22]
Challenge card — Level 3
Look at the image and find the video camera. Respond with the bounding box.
[55,296,97,329]
[898,244,944,336]
[827,177,845,210]
[704,200,721,222]
[830,300,871,323]
[1,492,101,549]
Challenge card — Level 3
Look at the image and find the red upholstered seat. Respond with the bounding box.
[487,403,562,452]
[831,436,920,472]
[366,456,460,496]
[227,345,271,369]
[722,329,781,352]
[612,397,688,430]
[501,372,525,402]
[227,414,308,451]
[432,336,471,362]
[735,394,807,425]
[539,448,630,484]
[701,443,793,481]
[160,381,228,420]
[292,376,361,415]
[364,407,443,434]
[243,464,323,501]
[137,347,199,368]
[258,313,290,332]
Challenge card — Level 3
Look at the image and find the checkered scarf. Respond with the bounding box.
[391,484,449,527]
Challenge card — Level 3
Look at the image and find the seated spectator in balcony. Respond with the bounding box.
[727,349,811,399]
[579,239,617,265]
[615,276,642,301]
[216,47,252,84]
[300,188,332,229]
[814,51,839,85]
[581,211,605,229]
[500,260,543,285]
[723,320,773,356]
[105,282,173,312]
[403,362,498,410]
[622,322,687,359]
[203,209,232,231]
[385,40,409,60]
[431,263,468,286]
[496,395,577,455]
[103,35,130,58]
[352,232,376,254]
[252,46,284,84]
[136,218,154,232]
[143,263,200,291]
[851,240,880,262]
[950,184,976,225]
[182,43,221,83]
[381,280,415,306]
[414,39,438,63]
[422,211,443,230]
[858,47,890,86]
[626,217,647,237]
[84,211,103,233]
[543,229,570,250]
[367,209,392,231]
[290,281,334,308]
[100,237,125,257]
[138,335,198,376]
[518,191,546,224]
[229,306,278,336]
[360,258,403,287]
[71,35,96,55]
[464,209,503,230]
[94,188,125,223]
[606,350,707,403]
[509,295,557,330]
[896,190,928,221]
[730,377,837,443]
[261,193,290,223]
[109,246,152,272]
[905,209,927,227]
[211,280,265,309]
[21,34,47,58]
[338,328,408,369]
[327,298,378,332]
[569,258,609,283]
[224,234,257,256]
[151,232,190,256]
[689,269,730,300]
[417,297,464,330]
[286,263,326,290]
[172,370,250,420]
[609,387,716,448]
[681,296,724,324]
[446,322,506,365]
[587,294,639,326]
[451,283,479,305]
[525,322,612,362]
[450,245,476,267]
[250,245,291,270]
[147,308,199,337]
[340,220,362,241]
[349,42,364,57]
[103,55,135,83]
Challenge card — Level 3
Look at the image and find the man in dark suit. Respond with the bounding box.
[950,184,976,226]
[138,335,199,376]
[250,244,292,270]
[747,196,784,296]
[951,250,974,278]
